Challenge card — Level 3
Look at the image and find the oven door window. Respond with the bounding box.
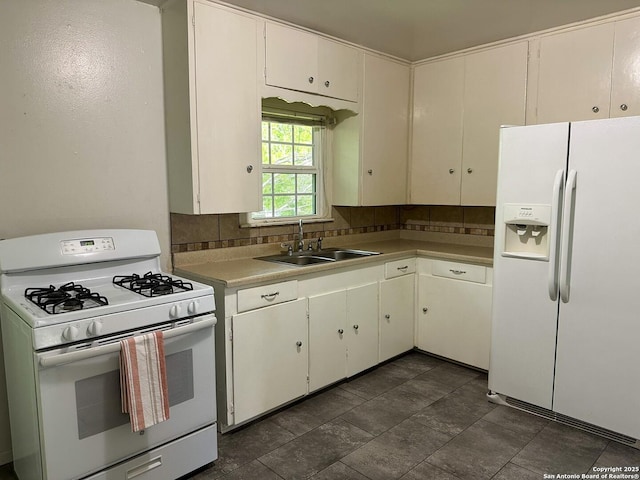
[75,349,195,439]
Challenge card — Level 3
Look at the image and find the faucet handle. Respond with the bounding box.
[280,242,294,256]
[317,236,323,251]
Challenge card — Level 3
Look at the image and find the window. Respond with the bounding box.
[251,114,325,222]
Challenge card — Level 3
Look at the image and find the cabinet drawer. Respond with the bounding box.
[431,261,486,284]
[385,258,416,279]
[237,281,298,313]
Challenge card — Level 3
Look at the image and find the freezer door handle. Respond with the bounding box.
[548,169,565,301]
[560,169,577,303]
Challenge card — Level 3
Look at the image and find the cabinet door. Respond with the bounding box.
[361,54,410,205]
[379,275,415,362]
[232,299,308,424]
[346,283,379,377]
[417,274,492,369]
[461,42,527,206]
[411,58,464,205]
[193,2,261,213]
[265,22,318,94]
[611,16,640,118]
[317,38,360,102]
[308,291,347,392]
[536,23,614,124]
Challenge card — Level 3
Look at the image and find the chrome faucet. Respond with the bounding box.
[297,219,304,252]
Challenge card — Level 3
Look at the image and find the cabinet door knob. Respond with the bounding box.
[338,329,344,335]
[592,106,599,113]
[467,168,473,174]
[422,307,428,313]
[324,80,330,87]
[246,165,253,173]
[367,169,373,175]
[308,76,314,84]
[384,314,390,319]
[449,168,455,174]
[296,341,303,347]
[621,104,628,111]
[353,324,359,330]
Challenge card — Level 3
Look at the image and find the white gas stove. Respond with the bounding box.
[0,229,218,480]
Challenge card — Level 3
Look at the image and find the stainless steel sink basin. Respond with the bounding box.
[256,248,380,266]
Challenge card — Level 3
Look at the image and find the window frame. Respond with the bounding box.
[243,111,330,227]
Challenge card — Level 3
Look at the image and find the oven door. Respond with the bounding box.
[36,315,217,480]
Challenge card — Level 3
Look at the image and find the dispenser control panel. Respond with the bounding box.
[502,204,552,261]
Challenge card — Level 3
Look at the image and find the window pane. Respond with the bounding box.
[262,142,270,165]
[297,174,314,193]
[294,125,313,144]
[294,145,313,166]
[274,173,295,194]
[297,195,315,216]
[270,122,292,143]
[271,144,293,165]
[260,196,273,218]
[274,195,295,217]
[262,173,272,194]
[262,122,269,141]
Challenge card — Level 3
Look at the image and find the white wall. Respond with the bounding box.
[0,0,168,464]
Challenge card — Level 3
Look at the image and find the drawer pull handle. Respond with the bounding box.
[397,265,408,271]
[449,269,466,275]
[261,292,280,301]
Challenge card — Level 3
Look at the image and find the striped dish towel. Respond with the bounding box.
[119,331,170,432]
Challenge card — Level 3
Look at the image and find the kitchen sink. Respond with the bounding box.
[257,248,380,266]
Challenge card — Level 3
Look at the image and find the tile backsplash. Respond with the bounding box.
[170,205,495,253]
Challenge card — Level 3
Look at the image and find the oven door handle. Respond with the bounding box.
[38,315,217,369]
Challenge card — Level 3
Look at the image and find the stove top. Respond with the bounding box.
[25,282,109,315]
[113,272,194,298]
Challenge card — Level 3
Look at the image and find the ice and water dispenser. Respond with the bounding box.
[501,204,552,260]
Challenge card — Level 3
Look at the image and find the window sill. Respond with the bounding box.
[240,217,335,228]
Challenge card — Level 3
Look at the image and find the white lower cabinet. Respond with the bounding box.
[308,290,347,392]
[379,274,415,362]
[345,283,379,377]
[203,255,493,431]
[416,260,493,369]
[308,282,379,390]
[231,298,308,424]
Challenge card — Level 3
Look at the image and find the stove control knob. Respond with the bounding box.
[87,321,103,336]
[169,304,182,318]
[187,301,198,315]
[62,326,79,341]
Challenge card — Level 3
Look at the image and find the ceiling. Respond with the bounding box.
[221,0,640,61]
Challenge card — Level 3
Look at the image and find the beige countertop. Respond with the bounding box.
[174,235,494,289]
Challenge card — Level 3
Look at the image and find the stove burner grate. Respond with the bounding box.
[25,282,109,315]
[113,272,193,298]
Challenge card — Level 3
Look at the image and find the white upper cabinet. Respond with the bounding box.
[534,16,640,123]
[535,23,614,124]
[461,42,528,205]
[265,22,361,102]
[411,41,527,206]
[411,57,464,205]
[610,16,640,118]
[162,0,261,214]
[334,53,410,206]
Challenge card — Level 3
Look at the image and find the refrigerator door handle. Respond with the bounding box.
[560,169,577,303]
[548,169,565,301]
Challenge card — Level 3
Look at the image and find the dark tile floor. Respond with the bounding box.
[0,352,638,480]
[189,352,640,480]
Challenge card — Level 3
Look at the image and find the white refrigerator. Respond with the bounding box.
[489,115,640,444]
